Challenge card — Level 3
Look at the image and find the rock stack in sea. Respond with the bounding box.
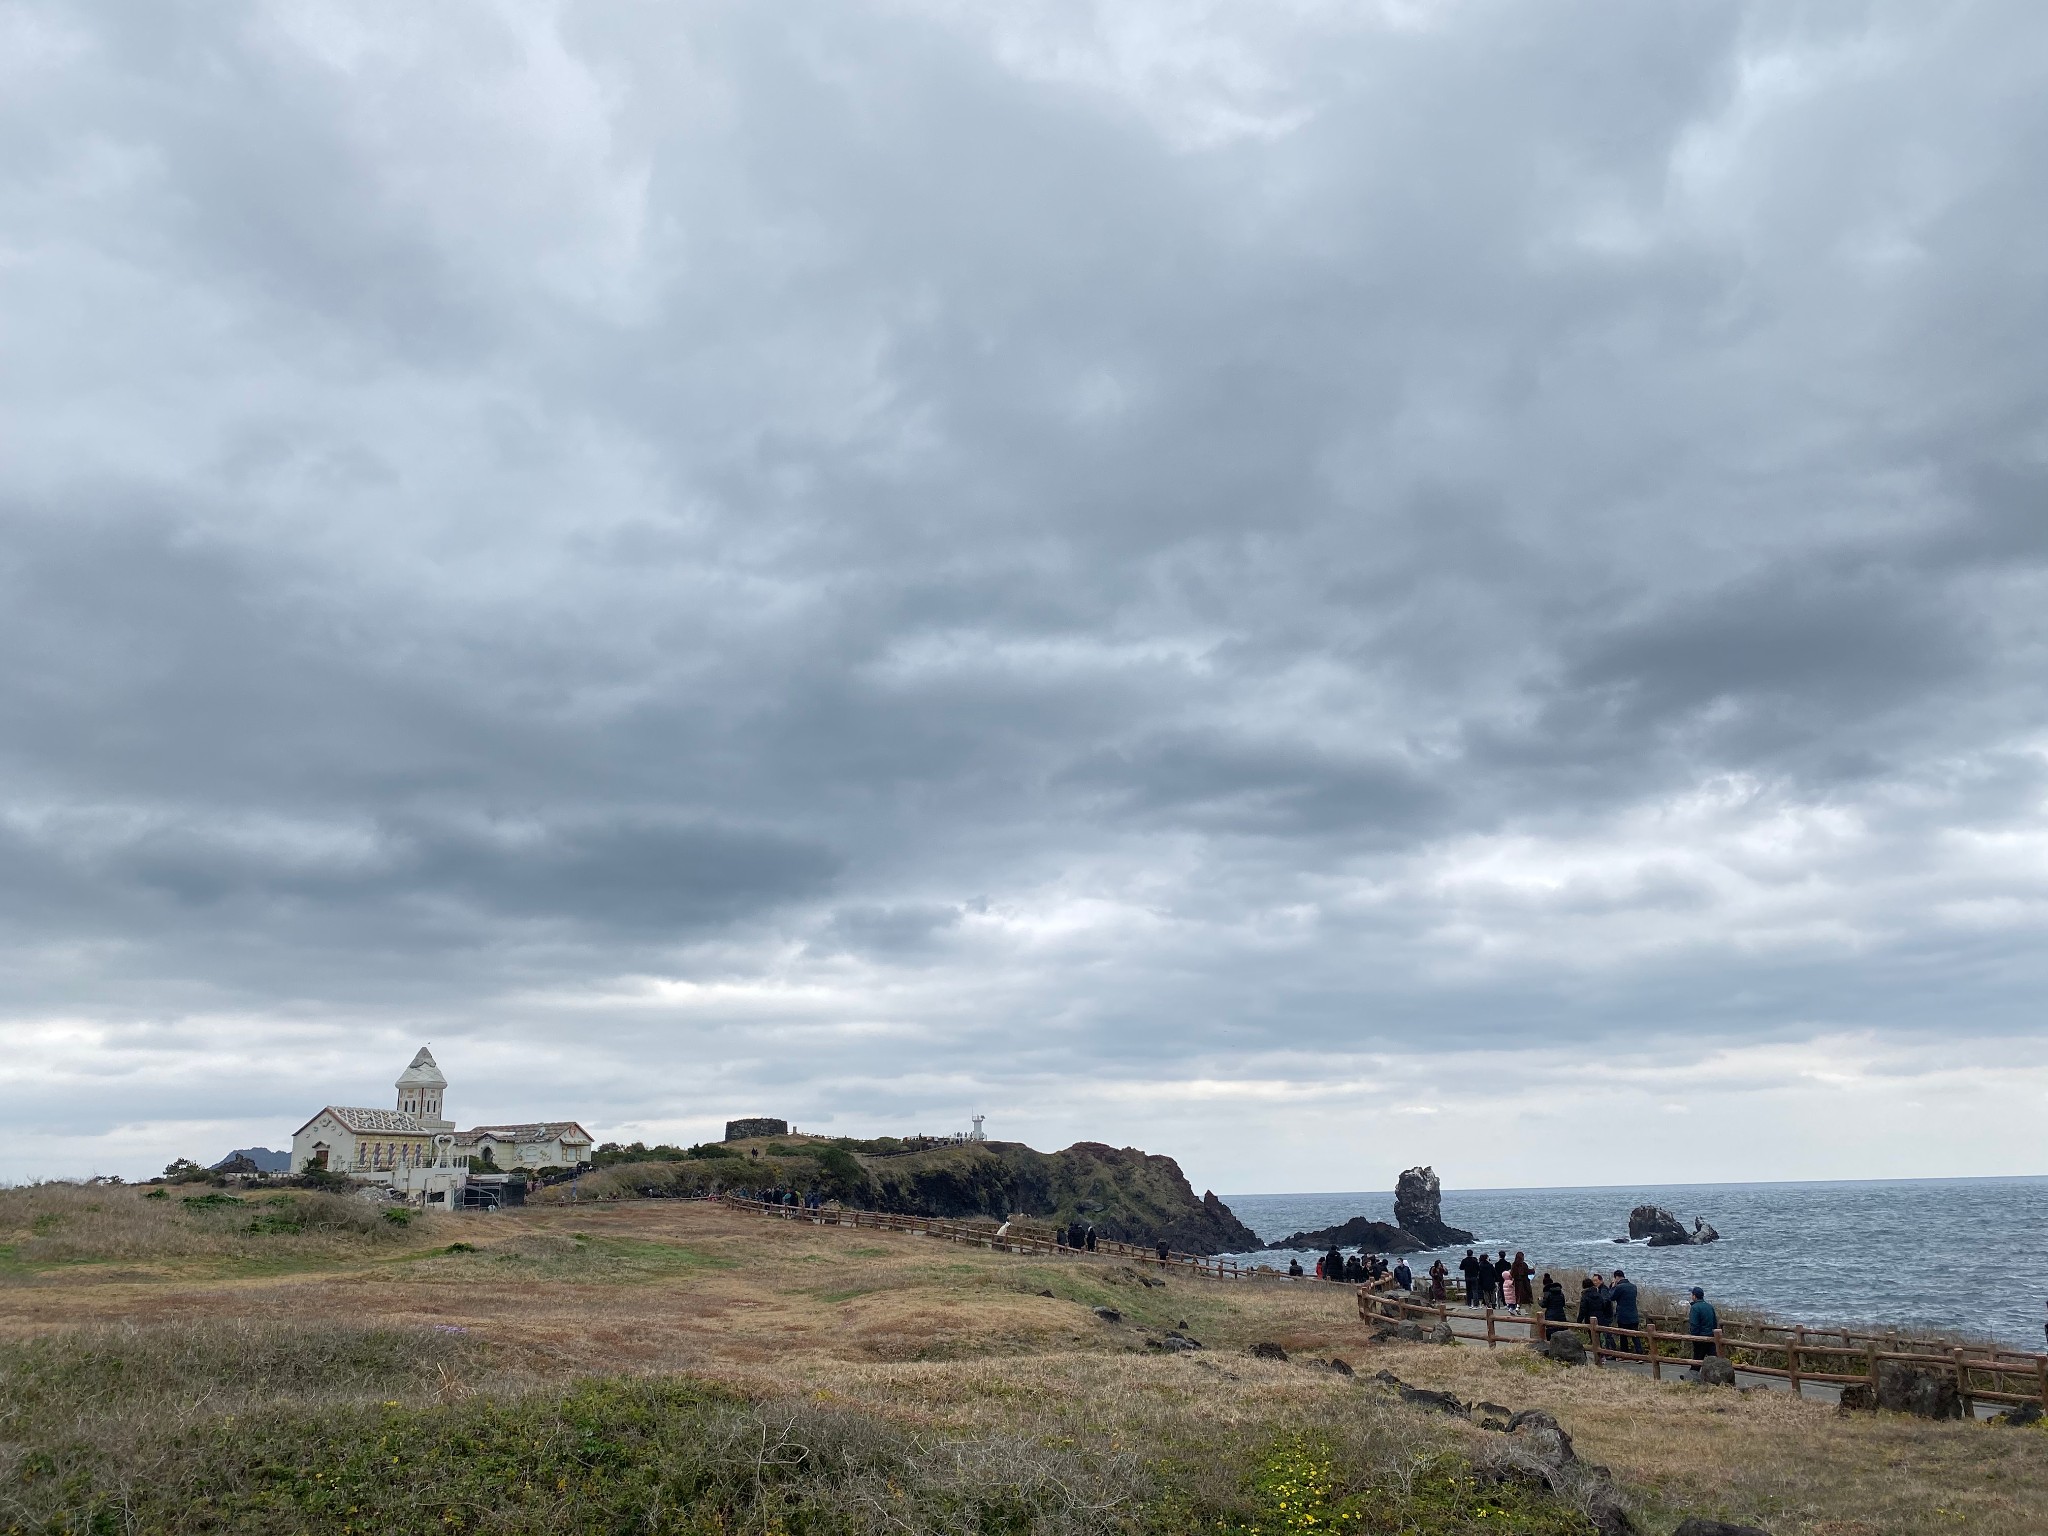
[1394,1166,1475,1247]
[1626,1203,1719,1246]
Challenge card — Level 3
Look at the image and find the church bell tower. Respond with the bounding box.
[396,1046,453,1131]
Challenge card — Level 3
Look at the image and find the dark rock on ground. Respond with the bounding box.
[1836,1383,1872,1413]
[1249,1341,1288,1361]
[1698,1356,1737,1387]
[1091,1305,1121,1322]
[1395,1166,1474,1247]
[1876,1361,1961,1419]
[1162,1331,1204,1351]
[1993,1401,2043,1426]
[1398,1384,1469,1416]
[1270,1214,1424,1253]
[1505,1408,1560,1433]
[1672,1522,1771,1536]
[1323,1356,1355,1376]
[1037,1289,1054,1298]
[1535,1331,1588,1365]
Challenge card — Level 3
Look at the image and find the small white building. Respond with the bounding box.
[456,1122,594,1172]
[289,1048,592,1201]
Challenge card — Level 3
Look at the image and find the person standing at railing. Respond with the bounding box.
[1475,1251,1498,1310]
[1428,1258,1448,1301]
[1577,1274,1601,1350]
[1686,1287,1720,1373]
[1326,1245,1346,1283]
[1540,1273,1567,1340]
[1509,1252,1532,1313]
[1458,1249,1480,1304]
[1393,1257,1413,1291]
[1288,1256,1304,1277]
[1609,1269,1643,1353]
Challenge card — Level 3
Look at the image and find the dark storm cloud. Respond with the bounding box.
[4,0,2048,1178]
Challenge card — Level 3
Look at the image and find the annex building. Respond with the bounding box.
[289,1048,593,1203]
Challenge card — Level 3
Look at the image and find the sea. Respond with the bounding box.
[1219,1177,2048,1352]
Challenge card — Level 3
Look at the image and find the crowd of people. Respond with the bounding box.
[1297,1240,1725,1373]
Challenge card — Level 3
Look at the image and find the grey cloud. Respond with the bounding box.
[3,0,2048,1180]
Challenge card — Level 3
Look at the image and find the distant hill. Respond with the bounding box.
[212,1147,290,1174]
[580,1135,1261,1254]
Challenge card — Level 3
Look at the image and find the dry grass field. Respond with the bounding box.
[2,1184,2044,1534]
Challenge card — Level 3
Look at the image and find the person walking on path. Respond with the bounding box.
[1687,1287,1719,1371]
[1540,1273,1567,1341]
[1509,1252,1532,1313]
[1608,1269,1642,1353]
[1458,1249,1480,1305]
[1428,1258,1448,1302]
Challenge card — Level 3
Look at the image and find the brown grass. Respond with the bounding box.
[3,1194,2043,1534]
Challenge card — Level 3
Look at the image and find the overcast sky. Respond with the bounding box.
[3,1,2045,1194]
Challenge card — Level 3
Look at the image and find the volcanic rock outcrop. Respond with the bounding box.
[1628,1204,1720,1246]
[1271,1214,1424,1253]
[1394,1166,1474,1247]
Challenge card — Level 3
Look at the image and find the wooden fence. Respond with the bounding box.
[1359,1292,2048,1411]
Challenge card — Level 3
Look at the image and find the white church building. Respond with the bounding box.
[290,1048,594,1201]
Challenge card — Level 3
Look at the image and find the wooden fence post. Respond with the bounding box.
[1485,1307,1496,1349]
[1953,1349,1973,1418]
[2037,1354,2047,1410]
[1789,1326,1803,1398]
[1868,1341,1881,1400]
[1648,1325,1661,1381]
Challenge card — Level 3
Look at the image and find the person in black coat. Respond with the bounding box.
[1576,1275,1601,1345]
[1608,1269,1642,1353]
[1326,1245,1347,1282]
[1539,1273,1568,1341]
[1458,1249,1479,1304]
[1475,1251,1498,1309]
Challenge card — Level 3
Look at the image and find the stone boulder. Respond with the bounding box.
[1248,1341,1289,1361]
[1631,1204,1720,1246]
[1394,1166,1475,1247]
[1698,1356,1737,1387]
[1876,1361,1962,1419]
[1535,1330,1588,1365]
[1628,1205,1688,1243]
[1091,1306,1121,1323]
[1271,1214,1425,1253]
[1992,1401,2043,1427]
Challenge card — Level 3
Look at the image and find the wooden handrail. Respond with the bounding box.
[1357,1292,2047,1408]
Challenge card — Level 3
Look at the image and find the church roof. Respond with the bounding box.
[395,1046,447,1089]
[295,1106,430,1137]
[456,1122,592,1145]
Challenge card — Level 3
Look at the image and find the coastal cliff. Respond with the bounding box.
[583,1134,1260,1253]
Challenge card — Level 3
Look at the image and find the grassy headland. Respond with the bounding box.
[1,1185,2043,1534]
[572,1133,1262,1252]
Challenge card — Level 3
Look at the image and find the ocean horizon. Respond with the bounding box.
[1218,1174,2048,1351]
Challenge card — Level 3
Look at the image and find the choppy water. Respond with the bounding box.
[1220,1177,2048,1351]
